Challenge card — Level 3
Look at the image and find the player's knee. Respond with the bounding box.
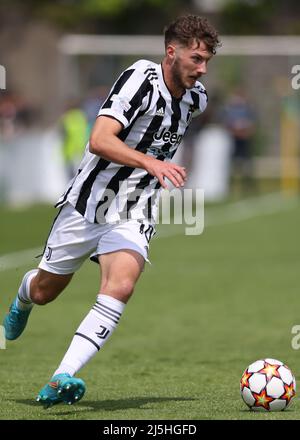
[119,279,135,300]
[101,279,135,303]
[31,290,51,305]
[31,282,60,305]
[31,288,54,305]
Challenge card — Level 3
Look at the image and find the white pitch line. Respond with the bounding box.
[205,192,299,226]
[0,246,42,272]
[158,192,299,237]
[0,193,298,271]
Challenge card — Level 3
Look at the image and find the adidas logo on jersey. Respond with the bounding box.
[155,107,165,117]
[144,67,158,83]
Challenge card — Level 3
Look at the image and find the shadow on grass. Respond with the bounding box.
[15,396,198,416]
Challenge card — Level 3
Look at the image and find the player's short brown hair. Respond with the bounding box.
[164,15,220,55]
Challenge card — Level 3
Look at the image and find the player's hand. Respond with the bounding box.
[145,158,187,189]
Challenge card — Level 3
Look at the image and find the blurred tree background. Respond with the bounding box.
[220,0,300,35]
[0,0,299,161]
[1,0,186,33]
[1,0,300,34]
[0,0,300,200]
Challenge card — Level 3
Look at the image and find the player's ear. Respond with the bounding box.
[166,44,176,61]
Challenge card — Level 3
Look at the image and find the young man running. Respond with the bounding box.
[4,15,220,408]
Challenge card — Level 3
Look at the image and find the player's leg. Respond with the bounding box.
[51,249,144,375]
[37,250,144,408]
[4,269,78,408]
[30,269,74,305]
[37,220,152,408]
[33,264,87,409]
[4,202,99,342]
[3,269,73,341]
[3,202,103,407]
[99,248,145,302]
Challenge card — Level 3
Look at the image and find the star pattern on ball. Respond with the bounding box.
[281,383,296,403]
[240,371,252,390]
[252,389,274,410]
[258,362,281,381]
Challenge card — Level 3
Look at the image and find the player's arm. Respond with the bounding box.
[89,115,186,189]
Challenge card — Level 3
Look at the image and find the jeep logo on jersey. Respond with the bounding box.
[153,128,182,146]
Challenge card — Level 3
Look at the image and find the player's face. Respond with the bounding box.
[169,40,212,92]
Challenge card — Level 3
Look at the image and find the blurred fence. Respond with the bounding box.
[0,128,68,206]
[1,35,300,206]
[0,127,296,206]
[59,34,300,195]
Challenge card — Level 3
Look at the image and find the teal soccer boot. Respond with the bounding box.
[3,297,32,340]
[36,373,86,409]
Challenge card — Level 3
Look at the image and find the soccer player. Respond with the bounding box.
[3,15,220,408]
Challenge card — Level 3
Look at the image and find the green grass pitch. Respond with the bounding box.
[0,195,299,420]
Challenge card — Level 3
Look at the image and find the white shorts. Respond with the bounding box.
[38,202,156,275]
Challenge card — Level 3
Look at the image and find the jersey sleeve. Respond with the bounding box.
[191,82,208,118]
[98,63,153,129]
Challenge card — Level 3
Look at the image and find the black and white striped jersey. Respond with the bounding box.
[56,59,208,225]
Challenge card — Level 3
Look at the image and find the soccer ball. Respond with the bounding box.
[240,358,296,411]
